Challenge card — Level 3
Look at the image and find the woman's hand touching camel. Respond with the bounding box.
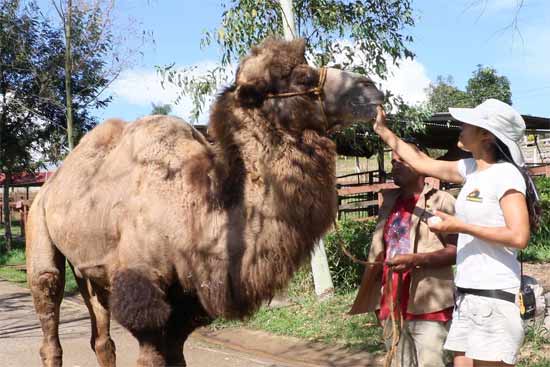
[370,106,464,184]
[373,105,388,131]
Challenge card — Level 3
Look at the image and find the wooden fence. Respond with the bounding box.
[336,169,395,221]
[0,200,31,237]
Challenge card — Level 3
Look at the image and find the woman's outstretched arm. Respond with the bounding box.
[373,107,464,184]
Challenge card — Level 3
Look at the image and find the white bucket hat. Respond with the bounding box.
[449,98,526,166]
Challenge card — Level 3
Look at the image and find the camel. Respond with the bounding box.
[25,38,384,367]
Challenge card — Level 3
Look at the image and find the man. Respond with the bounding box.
[349,143,457,367]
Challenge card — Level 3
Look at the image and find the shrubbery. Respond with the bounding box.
[524,177,550,262]
[324,219,377,293]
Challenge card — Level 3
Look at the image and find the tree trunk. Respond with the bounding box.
[279,0,296,40]
[2,173,12,252]
[279,0,334,299]
[64,0,74,150]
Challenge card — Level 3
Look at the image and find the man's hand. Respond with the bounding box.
[386,253,417,272]
[428,210,464,233]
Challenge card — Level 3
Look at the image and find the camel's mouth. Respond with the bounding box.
[348,101,381,120]
[327,102,380,132]
[322,68,384,131]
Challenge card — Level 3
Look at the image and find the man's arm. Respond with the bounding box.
[386,239,456,272]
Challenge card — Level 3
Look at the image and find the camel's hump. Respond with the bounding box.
[73,115,209,161]
[51,115,212,191]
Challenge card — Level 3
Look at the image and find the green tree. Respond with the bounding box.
[150,102,172,116]
[466,65,512,106]
[0,0,53,250]
[159,0,416,123]
[0,0,116,250]
[50,0,148,151]
[426,66,513,113]
[425,75,471,113]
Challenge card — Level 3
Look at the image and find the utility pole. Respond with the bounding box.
[65,0,74,150]
[54,0,74,150]
[279,0,334,299]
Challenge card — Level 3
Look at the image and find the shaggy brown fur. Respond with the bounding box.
[110,269,171,333]
[26,38,383,367]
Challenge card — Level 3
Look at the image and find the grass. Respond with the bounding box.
[523,244,550,263]
[336,153,394,177]
[211,289,385,353]
[209,267,386,352]
[0,222,78,294]
[518,323,550,367]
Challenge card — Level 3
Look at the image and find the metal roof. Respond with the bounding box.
[413,113,550,150]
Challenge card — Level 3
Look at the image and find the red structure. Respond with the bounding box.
[0,171,54,187]
[0,171,54,228]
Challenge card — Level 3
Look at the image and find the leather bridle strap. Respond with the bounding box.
[266,67,329,131]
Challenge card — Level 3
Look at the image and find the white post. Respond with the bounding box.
[311,238,334,298]
[279,0,334,299]
[279,0,296,40]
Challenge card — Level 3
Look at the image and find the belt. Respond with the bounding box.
[456,287,516,303]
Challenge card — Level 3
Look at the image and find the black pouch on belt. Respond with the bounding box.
[519,284,536,320]
[519,252,536,320]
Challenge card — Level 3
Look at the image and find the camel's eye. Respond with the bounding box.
[291,66,316,87]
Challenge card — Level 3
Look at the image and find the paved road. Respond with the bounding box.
[0,279,292,367]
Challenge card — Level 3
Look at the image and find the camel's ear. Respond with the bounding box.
[236,81,267,108]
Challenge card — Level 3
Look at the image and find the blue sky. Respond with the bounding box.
[40,0,549,123]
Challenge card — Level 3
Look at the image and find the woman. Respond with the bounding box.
[371,99,540,367]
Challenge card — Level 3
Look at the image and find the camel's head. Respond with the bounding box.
[233,38,384,134]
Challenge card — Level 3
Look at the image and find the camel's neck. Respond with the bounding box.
[213,109,337,241]
[206,107,337,318]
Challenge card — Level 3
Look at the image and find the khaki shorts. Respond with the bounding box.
[444,293,524,364]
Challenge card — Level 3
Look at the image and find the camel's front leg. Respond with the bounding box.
[164,294,213,366]
[134,333,167,367]
[109,268,172,366]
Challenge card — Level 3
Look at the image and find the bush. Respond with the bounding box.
[534,176,550,201]
[525,177,550,262]
[324,219,377,293]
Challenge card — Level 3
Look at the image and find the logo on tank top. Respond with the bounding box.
[466,189,483,203]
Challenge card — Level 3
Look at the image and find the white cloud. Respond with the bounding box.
[109,61,235,123]
[378,58,431,107]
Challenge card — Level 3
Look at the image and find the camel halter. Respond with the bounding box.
[265,67,329,131]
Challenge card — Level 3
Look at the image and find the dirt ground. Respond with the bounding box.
[523,262,550,292]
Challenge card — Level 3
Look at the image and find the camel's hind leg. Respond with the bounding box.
[26,210,66,367]
[70,265,116,367]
